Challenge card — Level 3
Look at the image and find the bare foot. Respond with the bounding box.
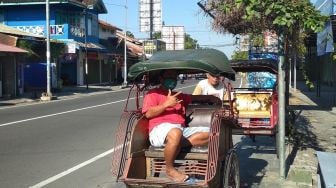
[166,168,188,182]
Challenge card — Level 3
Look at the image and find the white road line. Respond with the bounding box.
[2,84,197,187]
[0,99,128,127]
[29,145,123,188]
[0,85,196,128]
[0,90,123,110]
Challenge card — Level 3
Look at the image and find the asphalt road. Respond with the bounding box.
[0,77,246,188]
[0,87,130,188]
[0,80,199,188]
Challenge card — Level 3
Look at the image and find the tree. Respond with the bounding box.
[231,50,248,60]
[149,32,199,49]
[200,0,328,177]
[200,0,327,89]
[152,32,162,39]
[202,0,326,35]
[200,0,327,60]
[184,33,199,49]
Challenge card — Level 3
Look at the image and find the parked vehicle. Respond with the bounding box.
[111,49,240,187]
[195,73,207,80]
[230,59,279,151]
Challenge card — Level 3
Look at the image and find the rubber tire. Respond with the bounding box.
[222,151,240,188]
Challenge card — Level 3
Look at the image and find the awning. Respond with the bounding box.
[59,40,107,52]
[0,43,28,53]
[75,41,106,51]
[127,41,144,57]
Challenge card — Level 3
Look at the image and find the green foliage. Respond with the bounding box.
[205,0,327,36]
[50,42,65,59]
[231,50,248,60]
[184,33,199,49]
[249,33,264,47]
[16,39,36,58]
[17,39,65,60]
[150,32,199,49]
[152,32,162,39]
[203,0,327,88]
[300,62,314,90]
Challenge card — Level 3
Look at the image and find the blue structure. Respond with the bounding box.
[23,63,48,89]
[248,50,277,88]
[0,0,108,90]
[0,1,106,44]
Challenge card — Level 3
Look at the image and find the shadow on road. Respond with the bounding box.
[237,136,276,187]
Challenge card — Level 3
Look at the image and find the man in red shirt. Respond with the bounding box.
[142,70,221,182]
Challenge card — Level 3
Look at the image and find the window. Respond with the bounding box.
[91,14,98,37]
[55,11,81,28]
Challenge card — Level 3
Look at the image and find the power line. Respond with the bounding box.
[199,43,236,47]
[104,2,126,8]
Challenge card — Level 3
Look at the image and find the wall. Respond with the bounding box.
[0,56,16,97]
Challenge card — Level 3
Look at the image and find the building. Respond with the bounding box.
[99,20,144,83]
[0,24,45,97]
[0,0,108,88]
[142,39,166,58]
[98,20,123,83]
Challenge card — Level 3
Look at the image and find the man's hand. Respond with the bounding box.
[144,89,182,119]
[163,89,182,108]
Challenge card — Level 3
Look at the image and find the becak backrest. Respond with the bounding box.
[186,104,220,127]
[232,91,273,118]
[129,116,150,153]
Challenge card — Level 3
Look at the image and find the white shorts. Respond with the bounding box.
[149,122,210,147]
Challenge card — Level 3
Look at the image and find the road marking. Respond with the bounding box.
[3,83,196,186]
[0,85,196,128]
[0,89,124,110]
[0,99,128,127]
[2,83,198,186]
[29,145,123,188]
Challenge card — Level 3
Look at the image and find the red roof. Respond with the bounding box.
[0,43,28,53]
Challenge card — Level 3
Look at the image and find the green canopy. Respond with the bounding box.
[128,49,236,82]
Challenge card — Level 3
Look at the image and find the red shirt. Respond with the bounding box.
[142,88,192,132]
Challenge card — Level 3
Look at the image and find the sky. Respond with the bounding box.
[100,0,238,59]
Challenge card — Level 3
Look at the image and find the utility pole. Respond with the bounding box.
[121,0,128,88]
[278,33,286,179]
[149,0,153,39]
[173,31,176,50]
[84,8,89,90]
[46,0,51,96]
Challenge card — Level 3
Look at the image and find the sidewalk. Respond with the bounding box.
[236,81,336,188]
[285,81,336,187]
[0,83,127,107]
